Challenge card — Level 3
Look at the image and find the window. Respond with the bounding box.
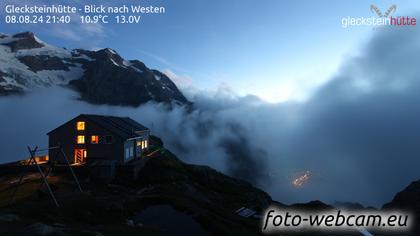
[74,149,87,164]
[136,139,148,149]
[77,121,85,131]
[76,135,85,144]
[125,147,133,160]
[91,135,99,144]
[105,135,113,144]
[136,140,145,149]
[125,147,130,160]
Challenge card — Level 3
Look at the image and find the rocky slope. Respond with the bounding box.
[0,134,418,235]
[383,180,420,234]
[0,136,271,235]
[383,180,420,211]
[0,32,189,106]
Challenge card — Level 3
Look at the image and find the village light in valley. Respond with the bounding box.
[292,171,312,188]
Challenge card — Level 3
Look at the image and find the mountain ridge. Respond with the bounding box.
[0,31,190,106]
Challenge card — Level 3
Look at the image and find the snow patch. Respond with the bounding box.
[0,43,84,90]
[36,64,84,84]
[123,60,131,67]
[109,58,128,69]
[110,58,120,67]
[16,44,71,58]
[130,66,144,74]
[0,35,19,45]
[34,36,46,45]
[107,48,117,54]
[73,52,95,61]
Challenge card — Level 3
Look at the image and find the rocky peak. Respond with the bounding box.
[94,48,126,67]
[129,60,148,72]
[383,179,420,234]
[12,31,36,39]
[0,31,191,106]
[383,179,420,210]
[2,31,44,52]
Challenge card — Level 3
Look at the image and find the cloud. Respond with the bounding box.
[268,27,420,206]
[41,12,105,44]
[0,0,106,44]
[0,87,269,186]
[138,50,189,74]
[1,24,420,208]
[163,69,193,87]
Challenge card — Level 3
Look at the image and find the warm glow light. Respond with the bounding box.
[137,140,148,149]
[74,149,87,164]
[77,135,85,144]
[91,135,99,144]
[292,171,312,188]
[77,121,85,131]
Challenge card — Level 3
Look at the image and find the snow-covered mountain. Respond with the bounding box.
[0,32,189,106]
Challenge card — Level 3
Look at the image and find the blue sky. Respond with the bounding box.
[1,0,420,206]
[1,0,420,102]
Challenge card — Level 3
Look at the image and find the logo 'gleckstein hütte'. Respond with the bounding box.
[370,4,397,17]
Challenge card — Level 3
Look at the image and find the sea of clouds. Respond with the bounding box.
[1,25,420,207]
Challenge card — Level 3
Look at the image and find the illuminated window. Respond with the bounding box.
[74,149,87,163]
[136,139,148,149]
[77,121,85,131]
[91,135,99,144]
[77,135,85,144]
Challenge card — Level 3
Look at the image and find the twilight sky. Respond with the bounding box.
[2,0,419,102]
[1,0,420,206]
